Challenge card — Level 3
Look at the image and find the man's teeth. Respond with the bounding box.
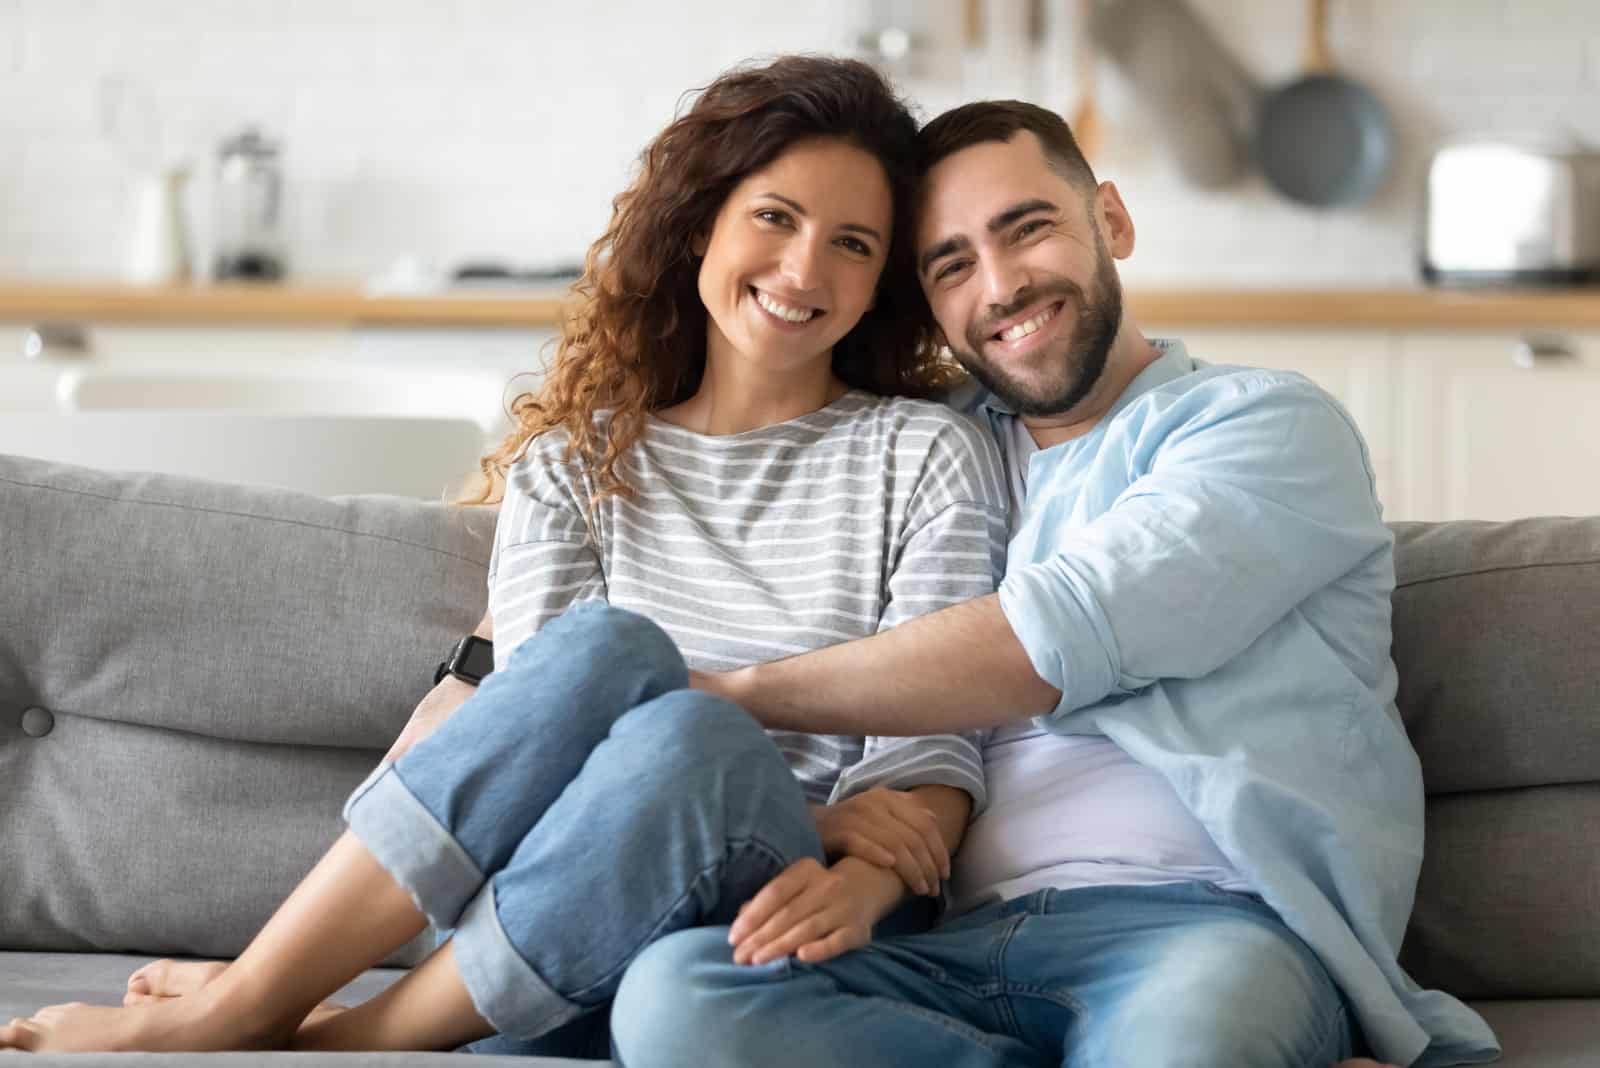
[999,305,1057,342]
[756,290,817,323]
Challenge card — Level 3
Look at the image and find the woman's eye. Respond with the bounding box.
[756,209,791,226]
[838,237,872,256]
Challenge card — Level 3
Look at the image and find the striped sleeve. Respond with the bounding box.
[827,412,1009,813]
[486,434,608,670]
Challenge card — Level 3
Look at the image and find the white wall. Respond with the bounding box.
[2,0,1597,287]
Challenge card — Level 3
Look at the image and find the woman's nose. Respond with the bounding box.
[778,237,826,293]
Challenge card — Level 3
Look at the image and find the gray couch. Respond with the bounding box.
[1,451,1596,1067]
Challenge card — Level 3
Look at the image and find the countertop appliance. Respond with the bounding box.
[1422,141,1600,286]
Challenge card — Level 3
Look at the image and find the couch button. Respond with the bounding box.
[20,706,54,738]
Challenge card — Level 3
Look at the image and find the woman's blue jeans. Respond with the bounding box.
[340,603,824,1054]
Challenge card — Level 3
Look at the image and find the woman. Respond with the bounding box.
[0,55,1007,1056]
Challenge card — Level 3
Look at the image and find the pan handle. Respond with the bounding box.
[1301,0,1333,73]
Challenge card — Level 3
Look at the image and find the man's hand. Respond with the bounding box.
[812,787,949,897]
[384,675,475,763]
[728,857,890,967]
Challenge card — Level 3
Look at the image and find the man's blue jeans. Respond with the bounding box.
[612,881,1356,1068]
[340,603,823,1052]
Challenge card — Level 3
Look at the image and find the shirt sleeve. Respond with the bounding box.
[998,374,1392,723]
[828,412,1009,813]
[486,435,608,670]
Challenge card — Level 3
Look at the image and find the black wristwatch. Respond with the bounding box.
[435,635,495,686]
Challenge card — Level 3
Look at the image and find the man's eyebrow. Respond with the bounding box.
[987,198,1059,233]
[757,192,883,242]
[919,235,972,278]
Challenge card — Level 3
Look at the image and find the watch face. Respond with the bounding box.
[461,637,496,680]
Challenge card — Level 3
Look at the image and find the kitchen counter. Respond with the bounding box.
[1,280,1599,330]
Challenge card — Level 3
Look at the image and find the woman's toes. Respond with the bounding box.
[131,959,226,998]
[0,1017,42,1050]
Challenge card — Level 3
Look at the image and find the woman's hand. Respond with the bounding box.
[728,857,892,966]
[812,787,950,897]
[384,675,476,763]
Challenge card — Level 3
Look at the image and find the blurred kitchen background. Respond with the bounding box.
[2,0,1599,519]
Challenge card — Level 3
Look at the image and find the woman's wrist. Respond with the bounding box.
[832,855,917,923]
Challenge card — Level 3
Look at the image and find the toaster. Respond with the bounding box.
[1421,141,1600,285]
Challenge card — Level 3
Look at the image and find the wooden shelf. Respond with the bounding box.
[0,281,571,327]
[2,280,1599,331]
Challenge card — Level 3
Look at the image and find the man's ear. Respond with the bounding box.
[1095,181,1136,259]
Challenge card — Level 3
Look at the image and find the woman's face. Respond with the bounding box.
[697,137,893,375]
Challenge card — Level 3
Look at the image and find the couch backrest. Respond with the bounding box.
[0,455,494,962]
[1392,518,1600,999]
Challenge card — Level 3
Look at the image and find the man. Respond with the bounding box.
[606,103,1501,1068]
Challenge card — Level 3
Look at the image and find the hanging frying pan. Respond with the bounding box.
[1254,0,1394,208]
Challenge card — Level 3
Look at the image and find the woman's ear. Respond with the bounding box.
[691,232,708,258]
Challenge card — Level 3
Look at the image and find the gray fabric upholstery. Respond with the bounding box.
[1472,1000,1600,1068]
[3,455,1598,1065]
[0,952,604,1066]
[1391,520,1600,1004]
[0,456,494,964]
[1390,519,1600,796]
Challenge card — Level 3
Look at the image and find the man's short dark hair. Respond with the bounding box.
[917,100,1098,193]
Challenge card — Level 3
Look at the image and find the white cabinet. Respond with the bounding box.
[1152,328,1400,519]
[1150,325,1600,523]
[1394,331,1600,522]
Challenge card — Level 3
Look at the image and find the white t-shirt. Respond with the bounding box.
[948,415,1252,915]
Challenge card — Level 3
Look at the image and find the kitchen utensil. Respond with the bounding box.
[125,166,193,284]
[1069,0,1103,161]
[1253,0,1393,208]
[1422,140,1600,285]
[214,127,287,282]
[1090,0,1251,188]
[98,74,194,283]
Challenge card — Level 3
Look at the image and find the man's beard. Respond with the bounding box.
[949,239,1123,419]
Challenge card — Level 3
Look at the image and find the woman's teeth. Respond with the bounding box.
[755,290,818,323]
[998,304,1057,342]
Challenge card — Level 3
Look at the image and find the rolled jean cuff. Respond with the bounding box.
[453,882,583,1039]
[344,762,486,932]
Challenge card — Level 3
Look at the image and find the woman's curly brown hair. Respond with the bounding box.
[458,54,961,507]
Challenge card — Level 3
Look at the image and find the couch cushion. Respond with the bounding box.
[1390,519,1600,1003]
[1469,999,1600,1068]
[0,455,494,960]
[1391,519,1600,796]
[1402,784,1600,998]
[0,952,598,1065]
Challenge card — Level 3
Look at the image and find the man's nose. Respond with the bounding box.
[975,254,1029,313]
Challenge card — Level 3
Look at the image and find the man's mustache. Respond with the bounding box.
[968,282,1083,346]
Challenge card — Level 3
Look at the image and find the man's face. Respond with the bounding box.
[915,132,1125,418]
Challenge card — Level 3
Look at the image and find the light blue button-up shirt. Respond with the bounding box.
[961,339,1499,1068]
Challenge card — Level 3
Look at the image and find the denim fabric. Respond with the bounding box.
[613,881,1354,1068]
[342,603,824,1042]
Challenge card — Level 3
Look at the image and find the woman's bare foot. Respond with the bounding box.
[0,987,294,1053]
[124,958,347,1029]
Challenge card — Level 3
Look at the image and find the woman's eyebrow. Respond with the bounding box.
[757,192,883,242]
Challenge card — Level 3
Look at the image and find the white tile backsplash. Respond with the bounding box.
[2,0,1596,287]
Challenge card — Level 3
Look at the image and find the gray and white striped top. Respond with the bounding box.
[487,390,1009,810]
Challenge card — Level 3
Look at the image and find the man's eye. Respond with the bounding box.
[1017,219,1049,239]
[935,260,968,281]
